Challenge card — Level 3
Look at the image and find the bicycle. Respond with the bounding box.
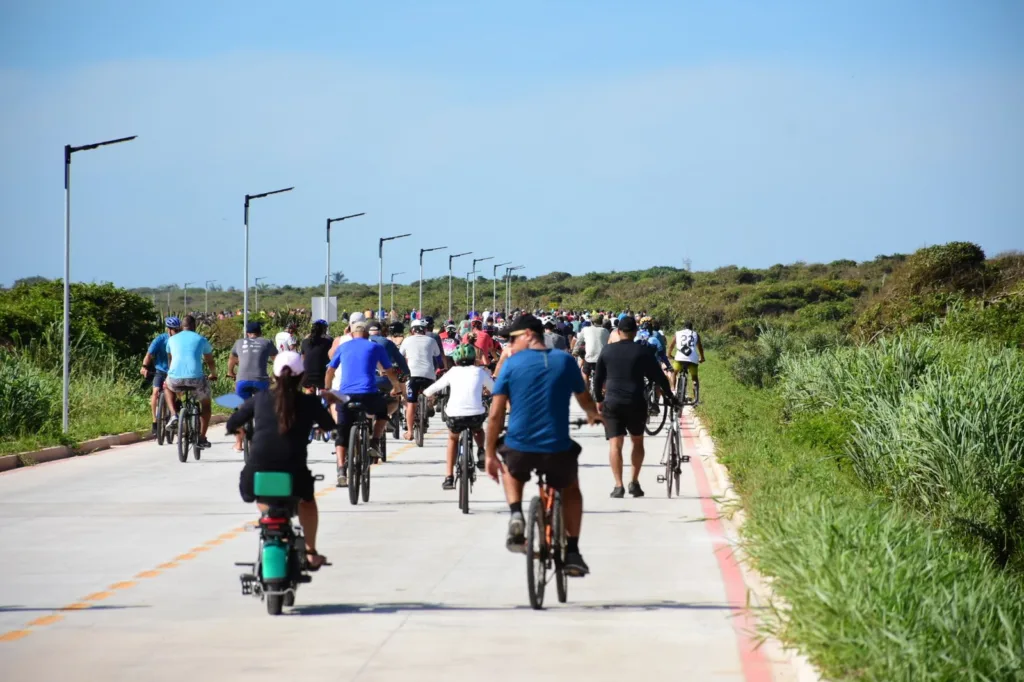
[414,393,428,448]
[454,418,483,515]
[342,400,374,505]
[643,379,667,436]
[674,364,700,407]
[657,397,690,497]
[156,394,177,446]
[175,389,203,463]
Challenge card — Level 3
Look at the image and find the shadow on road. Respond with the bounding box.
[0,604,148,613]
[290,600,747,616]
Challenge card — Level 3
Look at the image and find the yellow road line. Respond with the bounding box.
[83,591,113,602]
[27,615,63,627]
[135,570,161,579]
[109,581,136,590]
[0,630,31,642]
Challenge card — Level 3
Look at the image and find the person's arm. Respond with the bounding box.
[310,396,337,431]
[646,352,674,398]
[422,372,450,398]
[204,353,218,380]
[225,396,255,434]
[574,391,601,424]
[227,352,238,378]
[140,352,155,377]
[492,346,511,378]
[324,349,341,389]
[485,394,509,482]
[593,354,607,404]
[697,334,705,363]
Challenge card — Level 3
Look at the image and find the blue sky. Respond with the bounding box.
[1,1,1022,289]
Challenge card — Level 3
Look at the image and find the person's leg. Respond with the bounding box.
[200,399,211,437]
[608,435,625,488]
[629,434,645,483]
[502,466,525,506]
[404,399,416,439]
[562,479,583,537]
[297,499,319,554]
[445,430,458,478]
[150,386,159,421]
[691,365,700,401]
[163,385,178,417]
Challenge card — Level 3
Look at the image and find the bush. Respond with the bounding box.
[0,349,59,436]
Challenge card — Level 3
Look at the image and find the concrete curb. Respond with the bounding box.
[686,407,823,682]
[0,415,230,473]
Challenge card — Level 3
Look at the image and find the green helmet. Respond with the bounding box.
[452,343,477,366]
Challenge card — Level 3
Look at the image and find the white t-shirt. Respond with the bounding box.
[581,326,610,363]
[275,331,297,353]
[400,333,441,379]
[423,366,494,417]
[674,329,700,363]
[330,334,352,390]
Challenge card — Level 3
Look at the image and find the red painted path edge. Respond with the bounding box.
[682,413,774,682]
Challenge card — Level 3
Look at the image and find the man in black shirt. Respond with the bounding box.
[299,320,334,391]
[593,316,675,498]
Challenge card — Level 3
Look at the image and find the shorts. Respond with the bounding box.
[406,376,434,401]
[601,402,647,439]
[236,379,270,399]
[166,377,211,401]
[239,467,315,503]
[582,361,597,377]
[151,370,168,390]
[446,414,486,433]
[500,441,582,490]
[335,393,390,444]
[671,361,699,380]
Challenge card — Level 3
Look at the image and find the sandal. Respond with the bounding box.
[305,549,326,572]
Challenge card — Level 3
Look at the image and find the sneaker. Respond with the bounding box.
[376,437,387,463]
[506,513,526,553]
[610,486,625,498]
[563,551,590,577]
[167,414,178,429]
[336,469,348,488]
[628,481,645,498]
[442,476,455,491]
[198,437,212,449]
[476,446,486,471]
[368,440,382,463]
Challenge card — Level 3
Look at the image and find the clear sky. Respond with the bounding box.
[1,1,1022,289]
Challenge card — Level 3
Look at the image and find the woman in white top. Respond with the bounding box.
[424,343,493,490]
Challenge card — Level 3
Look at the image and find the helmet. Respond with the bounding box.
[411,319,428,331]
[313,319,327,327]
[164,316,181,330]
[389,321,405,335]
[451,343,477,366]
[424,315,434,326]
[445,322,457,332]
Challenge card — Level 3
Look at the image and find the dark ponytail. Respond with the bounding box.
[274,367,304,434]
[311,321,327,342]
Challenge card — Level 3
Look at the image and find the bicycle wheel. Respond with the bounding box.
[665,434,675,498]
[674,425,683,496]
[554,493,568,603]
[361,431,371,503]
[525,496,547,610]
[644,388,667,436]
[156,400,165,446]
[192,413,201,460]
[347,425,361,505]
[177,414,188,463]
[458,429,471,514]
[414,396,426,447]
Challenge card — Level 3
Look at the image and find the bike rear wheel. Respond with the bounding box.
[458,429,471,514]
[361,434,371,503]
[177,414,188,463]
[347,425,361,505]
[266,593,284,616]
[644,387,667,436]
[414,396,426,447]
[554,493,568,603]
[192,412,201,460]
[526,496,547,610]
[156,400,166,446]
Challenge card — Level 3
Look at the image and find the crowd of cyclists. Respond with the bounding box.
[142,306,705,580]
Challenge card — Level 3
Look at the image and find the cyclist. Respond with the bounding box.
[424,316,446,361]
[543,318,568,351]
[274,322,299,353]
[463,318,500,369]
[579,314,609,392]
[485,314,601,576]
[324,319,403,487]
[399,319,442,440]
[669,320,705,403]
[140,316,180,435]
[164,315,218,448]
[368,319,408,444]
[387,320,405,347]
[594,316,676,498]
[424,344,493,489]
[227,321,278,452]
[227,351,338,570]
[440,321,460,368]
[300,319,333,393]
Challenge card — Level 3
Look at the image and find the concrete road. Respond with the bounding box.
[0,410,776,682]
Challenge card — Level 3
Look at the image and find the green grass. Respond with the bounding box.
[697,354,1024,681]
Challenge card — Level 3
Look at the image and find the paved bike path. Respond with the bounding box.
[0,411,777,681]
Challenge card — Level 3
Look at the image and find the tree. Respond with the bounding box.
[14,276,48,288]
[331,271,348,286]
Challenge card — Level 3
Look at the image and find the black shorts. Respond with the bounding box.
[601,401,646,439]
[239,467,315,503]
[446,414,486,433]
[335,393,389,444]
[407,376,434,401]
[582,361,596,376]
[500,441,582,490]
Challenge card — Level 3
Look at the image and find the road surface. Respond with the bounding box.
[0,409,780,681]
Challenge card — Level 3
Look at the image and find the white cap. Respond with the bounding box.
[273,350,304,377]
[349,312,366,323]
[411,318,427,329]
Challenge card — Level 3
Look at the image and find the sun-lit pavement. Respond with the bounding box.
[0,410,774,681]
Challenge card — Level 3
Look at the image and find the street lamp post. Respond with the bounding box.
[390,271,406,313]
[471,256,493,318]
[243,187,293,333]
[254,276,268,314]
[205,280,217,315]
[506,265,525,312]
[491,261,511,315]
[466,270,475,313]
[62,134,136,433]
[447,252,472,322]
[418,246,447,319]
[183,281,194,312]
[325,213,366,321]
[378,234,411,319]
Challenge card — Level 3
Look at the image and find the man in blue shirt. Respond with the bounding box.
[485,314,601,576]
[141,316,181,435]
[324,320,404,487]
[165,315,218,448]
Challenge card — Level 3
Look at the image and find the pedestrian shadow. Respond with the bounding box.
[290,600,749,616]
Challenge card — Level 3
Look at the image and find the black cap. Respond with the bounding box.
[507,313,544,339]
[617,315,638,333]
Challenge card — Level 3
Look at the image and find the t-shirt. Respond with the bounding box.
[594,341,672,406]
[369,334,409,376]
[147,333,170,373]
[423,366,494,417]
[400,334,441,379]
[581,326,610,363]
[463,330,497,359]
[674,329,701,363]
[231,337,277,381]
[300,336,333,388]
[167,330,213,380]
[544,331,568,351]
[226,391,336,471]
[274,331,297,353]
[328,337,392,394]
[493,349,585,453]
[440,332,459,357]
[328,334,352,390]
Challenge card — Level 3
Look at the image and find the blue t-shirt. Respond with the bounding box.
[328,337,392,394]
[493,349,585,454]
[166,330,213,380]
[369,335,409,376]
[148,333,170,373]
